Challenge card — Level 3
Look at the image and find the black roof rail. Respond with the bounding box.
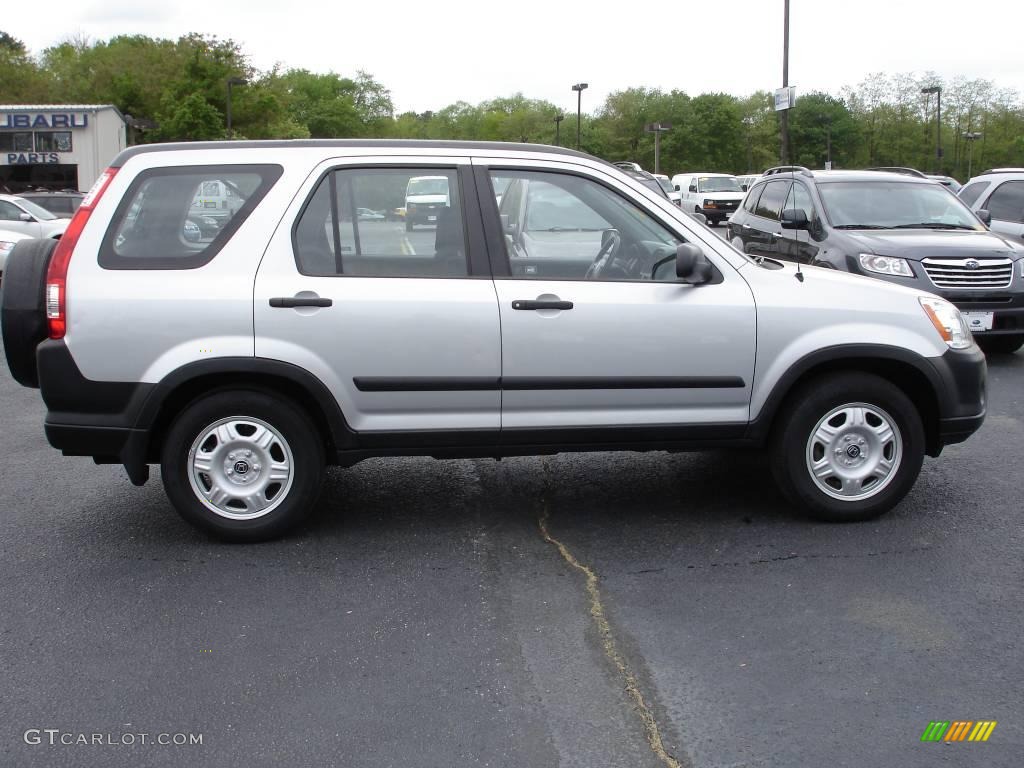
[865,166,928,178]
[979,168,1024,175]
[762,165,813,177]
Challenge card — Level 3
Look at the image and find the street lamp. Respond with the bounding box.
[554,114,565,146]
[644,122,671,174]
[963,131,982,179]
[226,76,248,139]
[921,85,942,172]
[571,83,588,151]
[780,0,791,164]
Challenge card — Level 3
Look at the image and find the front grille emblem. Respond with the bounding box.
[965,259,980,270]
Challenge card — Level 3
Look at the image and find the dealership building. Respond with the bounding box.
[0,105,127,193]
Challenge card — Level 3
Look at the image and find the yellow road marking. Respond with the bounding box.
[538,495,683,768]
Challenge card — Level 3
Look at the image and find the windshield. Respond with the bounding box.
[407,178,449,196]
[12,197,58,221]
[818,181,983,230]
[699,177,741,193]
[657,178,674,193]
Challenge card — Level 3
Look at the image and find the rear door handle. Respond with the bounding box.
[269,297,333,308]
[512,300,573,311]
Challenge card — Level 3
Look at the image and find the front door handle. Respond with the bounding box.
[512,300,573,311]
[269,296,333,308]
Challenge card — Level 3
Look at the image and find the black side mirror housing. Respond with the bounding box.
[976,208,992,226]
[676,243,713,284]
[780,208,810,230]
[688,184,697,193]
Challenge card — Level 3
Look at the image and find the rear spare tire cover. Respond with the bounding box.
[1,238,58,388]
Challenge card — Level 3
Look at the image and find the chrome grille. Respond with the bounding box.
[921,257,1013,289]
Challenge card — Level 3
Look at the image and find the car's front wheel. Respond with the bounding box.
[771,372,924,522]
[161,390,325,541]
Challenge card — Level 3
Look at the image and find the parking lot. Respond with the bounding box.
[1,328,1021,766]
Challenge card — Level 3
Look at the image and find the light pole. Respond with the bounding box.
[644,122,671,174]
[780,0,790,164]
[742,116,754,172]
[554,114,564,146]
[571,83,588,151]
[963,131,982,179]
[921,85,942,172]
[226,76,247,139]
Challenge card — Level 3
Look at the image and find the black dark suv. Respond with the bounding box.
[728,166,1024,354]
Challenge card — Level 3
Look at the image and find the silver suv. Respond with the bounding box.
[0,140,987,541]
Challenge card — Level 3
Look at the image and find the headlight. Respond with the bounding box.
[859,253,913,277]
[919,296,973,349]
[703,199,717,208]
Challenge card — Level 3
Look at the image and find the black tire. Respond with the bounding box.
[770,372,925,522]
[1,238,57,388]
[975,334,1024,355]
[161,390,325,542]
[405,220,414,232]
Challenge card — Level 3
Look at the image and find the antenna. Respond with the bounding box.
[791,168,804,282]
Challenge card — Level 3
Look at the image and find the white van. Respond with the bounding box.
[670,172,745,226]
[405,175,450,231]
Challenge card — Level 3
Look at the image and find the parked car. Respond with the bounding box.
[357,207,385,221]
[0,194,70,239]
[958,168,1024,244]
[927,175,962,193]
[866,166,928,178]
[651,173,681,205]
[728,166,1024,354]
[670,172,745,225]
[613,161,643,173]
[0,140,985,541]
[0,229,33,284]
[16,190,84,219]
[405,175,450,230]
[736,174,762,192]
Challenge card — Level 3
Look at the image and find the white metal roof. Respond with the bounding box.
[0,104,120,111]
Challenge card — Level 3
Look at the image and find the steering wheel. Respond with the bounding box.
[584,229,622,280]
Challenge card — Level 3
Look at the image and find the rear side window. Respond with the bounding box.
[754,181,791,220]
[957,181,988,208]
[99,165,282,270]
[293,168,468,278]
[985,181,1024,224]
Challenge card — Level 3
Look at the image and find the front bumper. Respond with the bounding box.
[929,345,987,447]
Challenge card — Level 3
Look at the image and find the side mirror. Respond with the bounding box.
[19,212,34,222]
[676,243,713,284]
[688,184,697,193]
[674,185,681,192]
[780,208,810,230]
[976,209,992,226]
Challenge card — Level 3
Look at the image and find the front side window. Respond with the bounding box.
[491,170,686,282]
[817,181,984,230]
[985,181,1024,224]
[785,182,815,221]
[100,165,282,269]
[754,181,791,221]
[293,168,468,278]
[957,181,988,208]
[0,200,23,221]
[34,132,72,152]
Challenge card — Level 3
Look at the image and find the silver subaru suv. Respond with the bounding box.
[0,140,987,541]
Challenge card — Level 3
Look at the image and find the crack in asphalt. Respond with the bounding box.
[537,497,686,768]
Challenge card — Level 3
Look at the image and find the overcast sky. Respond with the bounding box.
[9,0,1024,113]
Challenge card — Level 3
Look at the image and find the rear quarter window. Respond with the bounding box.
[99,165,282,270]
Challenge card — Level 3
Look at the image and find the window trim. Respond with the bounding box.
[289,163,489,279]
[477,164,722,285]
[98,164,283,271]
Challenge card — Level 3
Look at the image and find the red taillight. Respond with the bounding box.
[46,168,117,339]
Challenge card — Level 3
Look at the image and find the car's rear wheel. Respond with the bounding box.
[770,372,924,522]
[975,334,1024,355]
[161,390,325,542]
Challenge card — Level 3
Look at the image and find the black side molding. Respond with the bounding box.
[353,376,745,392]
[354,377,500,392]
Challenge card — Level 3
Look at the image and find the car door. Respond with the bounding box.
[0,200,37,237]
[777,180,821,264]
[254,157,501,435]
[474,158,756,436]
[982,181,1024,241]
[741,180,790,261]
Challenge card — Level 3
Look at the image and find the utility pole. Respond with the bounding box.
[963,131,982,179]
[571,83,588,151]
[921,85,942,172]
[645,122,672,174]
[554,114,564,146]
[226,76,247,139]
[780,0,790,164]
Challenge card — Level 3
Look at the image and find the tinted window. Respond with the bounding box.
[100,165,282,270]
[785,182,815,221]
[743,183,766,213]
[294,168,468,278]
[985,181,1024,224]
[957,181,988,207]
[491,170,685,282]
[754,181,791,220]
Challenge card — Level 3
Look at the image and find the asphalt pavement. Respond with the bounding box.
[1,337,1021,767]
